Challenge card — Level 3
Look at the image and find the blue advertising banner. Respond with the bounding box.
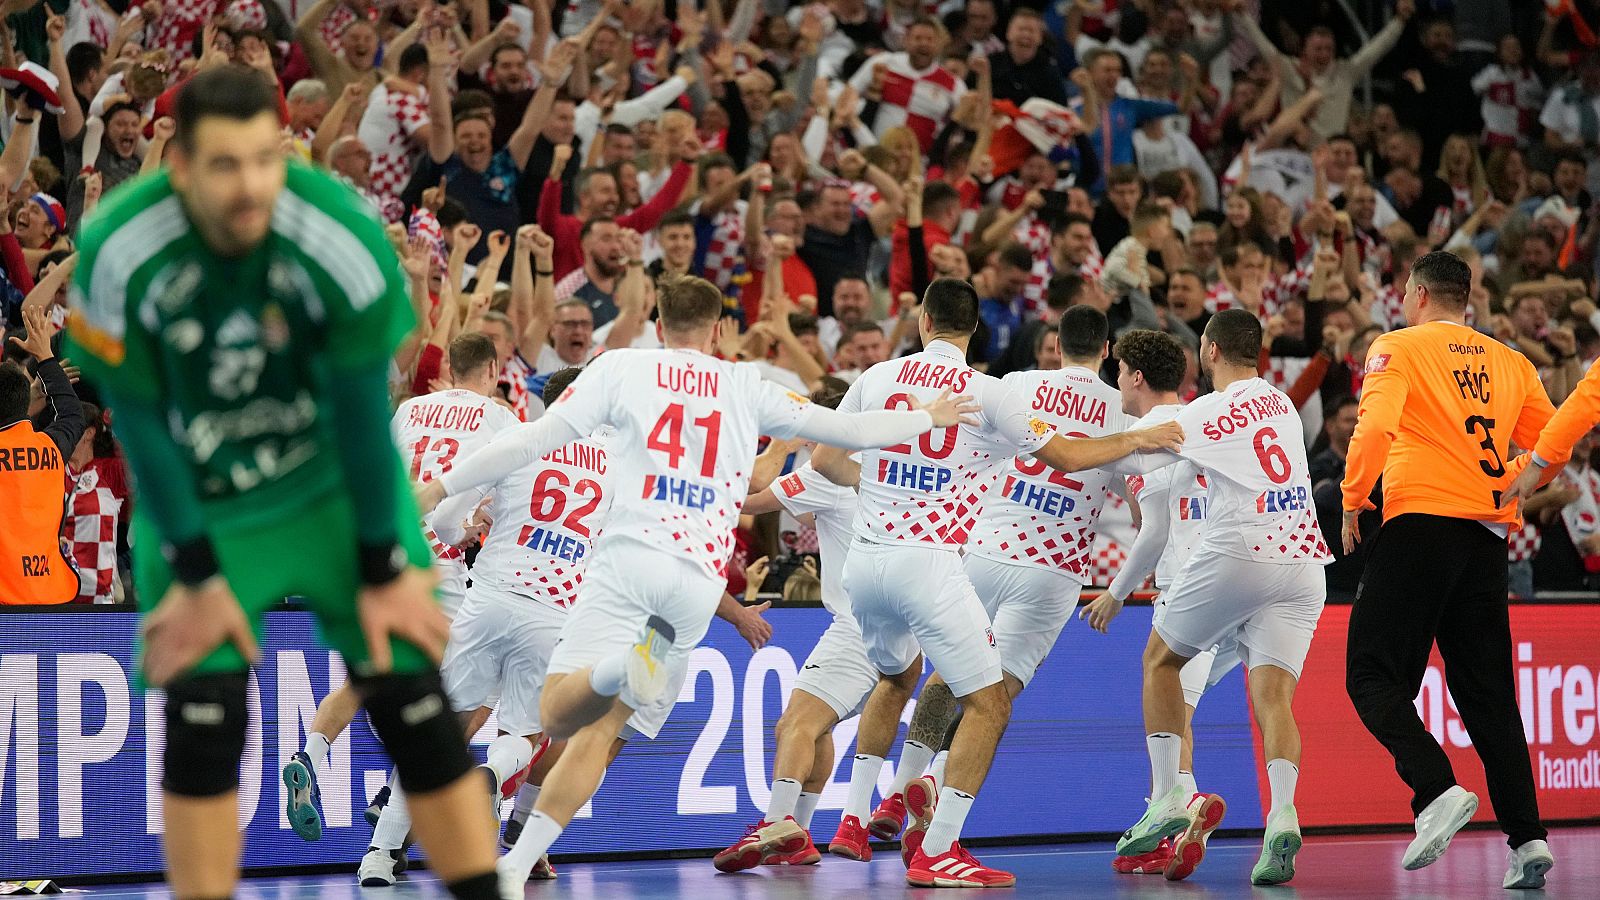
[0,607,1261,878]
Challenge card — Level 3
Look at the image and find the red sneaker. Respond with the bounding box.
[1165,793,1227,882]
[906,840,1016,888]
[713,818,806,873]
[828,815,873,861]
[1112,836,1175,874]
[869,792,907,840]
[530,854,557,880]
[900,776,937,868]
[762,830,822,866]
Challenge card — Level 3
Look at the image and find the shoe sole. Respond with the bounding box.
[1250,830,1303,885]
[358,877,395,888]
[1505,857,1552,889]
[1165,795,1227,881]
[828,841,870,861]
[1402,794,1479,870]
[282,761,322,842]
[763,848,822,866]
[868,810,904,841]
[626,615,676,704]
[715,822,806,873]
[901,777,937,868]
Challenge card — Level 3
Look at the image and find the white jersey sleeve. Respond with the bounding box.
[1171,378,1331,565]
[771,463,859,616]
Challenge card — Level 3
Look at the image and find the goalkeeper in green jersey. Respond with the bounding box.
[65,66,502,900]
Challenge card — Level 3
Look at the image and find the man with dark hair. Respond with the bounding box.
[1344,250,1556,889]
[1094,165,1144,251]
[1107,309,1331,886]
[555,217,627,326]
[1049,211,1102,280]
[891,180,963,297]
[67,64,502,900]
[1087,328,1234,876]
[456,41,536,148]
[977,241,1035,361]
[418,273,975,893]
[986,6,1070,108]
[813,276,1182,887]
[66,100,144,226]
[1,305,83,605]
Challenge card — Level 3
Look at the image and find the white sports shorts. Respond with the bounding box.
[842,538,1003,698]
[793,612,880,720]
[962,553,1081,689]
[546,541,723,724]
[439,586,565,737]
[1153,550,1326,680]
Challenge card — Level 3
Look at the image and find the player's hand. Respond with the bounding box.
[140,578,260,687]
[358,567,451,673]
[1134,421,1184,452]
[1078,590,1123,634]
[416,478,447,515]
[731,598,773,650]
[1499,462,1545,512]
[915,388,982,428]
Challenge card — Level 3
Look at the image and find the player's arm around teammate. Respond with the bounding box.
[1501,356,1600,508]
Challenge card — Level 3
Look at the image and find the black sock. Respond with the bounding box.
[445,871,499,900]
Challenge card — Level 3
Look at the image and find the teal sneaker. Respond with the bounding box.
[1251,806,1304,885]
[1115,785,1192,857]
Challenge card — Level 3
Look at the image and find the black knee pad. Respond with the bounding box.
[354,670,474,794]
[162,673,249,797]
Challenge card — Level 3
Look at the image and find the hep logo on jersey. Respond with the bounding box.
[642,474,717,510]
[878,458,952,492]
[1256,486,1310,513]
[985,627,996,648]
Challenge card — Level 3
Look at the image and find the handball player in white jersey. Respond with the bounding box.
[1108,310,1331,887]
[712,378,878,871]
[1081,329,1235,879]
[361,366,610,886]
[415,274,979,891]
[282,334,518,845]
[810,278,1184,888]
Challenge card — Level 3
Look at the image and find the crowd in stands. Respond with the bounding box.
[5,0,1600,604]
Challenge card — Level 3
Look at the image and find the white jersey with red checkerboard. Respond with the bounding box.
[839,339,1055,548]
[544,347,817,581]
[848,53,966,152]
[393,388,521,578]
[966,365,1131,578]
[68,466,122,603]
[1136,377,1331,565]
[467,430,615,610]
[359,82,431,206]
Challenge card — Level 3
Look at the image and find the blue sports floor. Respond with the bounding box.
[73,827,1596,899]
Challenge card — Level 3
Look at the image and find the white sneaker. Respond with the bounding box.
[1251,806,1303,885]
[1402,786,1478,870]
[497,855,531,899]
[1503,839,1554,889]
[625,614,676,704]
[358,847,403,887]
[1115,785,1192,857]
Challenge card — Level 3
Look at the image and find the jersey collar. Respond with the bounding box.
[925,339,966,362]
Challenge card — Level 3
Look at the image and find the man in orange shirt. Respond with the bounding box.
[1340,251,1556,890]
[1502,360,1600,507]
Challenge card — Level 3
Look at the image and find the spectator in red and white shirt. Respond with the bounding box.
[1471,34,1543,150]
[358,44,432,211]
[849,16,965,153]
[65,403,128,604]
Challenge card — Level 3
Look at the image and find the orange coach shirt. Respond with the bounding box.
[1342,321,1555,526]
[1533,357,1600,466]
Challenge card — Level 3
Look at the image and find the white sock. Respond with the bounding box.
[794,791,821,830]
[888,740,936,797]
[844,754,884,822]
[1147,733,1181,800]
[512,782,541,820]
[589,653,628,697]
[487,735,535,790]
[767,777,802,822]
[920,787,975,856]
[303,733,331,770]
[929,750,949,786]
[1267,758,1299,816]
[370,782,411,851]
[1178,770,1198,797]
[501,810,563,877]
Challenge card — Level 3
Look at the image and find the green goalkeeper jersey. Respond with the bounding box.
[66,162,414,534]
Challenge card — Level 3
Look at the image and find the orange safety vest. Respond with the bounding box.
[0,419,79,604]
